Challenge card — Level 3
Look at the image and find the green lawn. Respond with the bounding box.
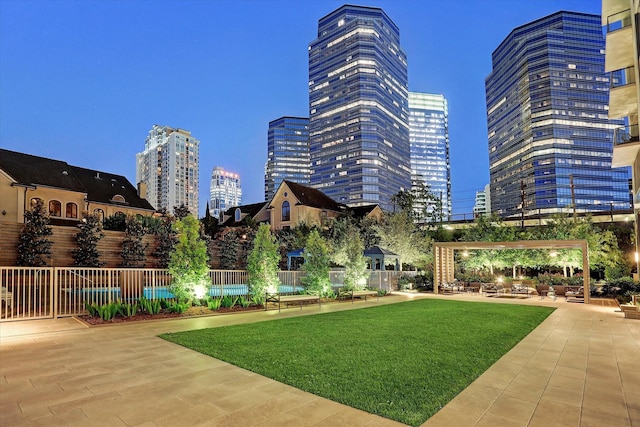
[160,299,554,426]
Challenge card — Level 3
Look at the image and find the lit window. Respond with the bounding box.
[49,200,61,217]
[93,208,105,222]
[66,203,78,219]
[235,208,241,222]
[282,201,290,222]
[30,198,43,210]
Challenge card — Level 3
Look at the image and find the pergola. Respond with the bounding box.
[433,240,590,304]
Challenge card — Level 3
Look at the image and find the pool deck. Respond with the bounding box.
[0,293,638,426]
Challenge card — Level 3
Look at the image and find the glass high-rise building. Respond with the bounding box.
[210,166,241,219]
[308,5,411,211]
[486,11,630,218]
[264,116,310,200]
[136,125,199,216]
[409,92,451,220]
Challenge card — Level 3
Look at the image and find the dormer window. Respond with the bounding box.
[235,208,241,222]
[112,194,125,203]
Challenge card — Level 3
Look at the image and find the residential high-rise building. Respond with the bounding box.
[136,125,199,216]
[486,11,631,218]
[308,5,411,211]
[264,116,310,200]
[210,166,242,219]
[473,184,491,218]
[409,92,451,220]
[603,0,640,274]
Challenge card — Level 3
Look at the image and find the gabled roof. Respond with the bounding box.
[348,204,381,219]
[220,202,268,226]
[0,148,86,192]
[70,166,154,210]
[281,180,347,212]
[0,148,154,211]
[364,246,398,257]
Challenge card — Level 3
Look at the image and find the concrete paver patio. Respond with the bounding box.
[0,293,638,426]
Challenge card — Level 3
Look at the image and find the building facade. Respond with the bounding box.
[136,125,199,216]
[603,0,640,274]
[264,116,310,200]
[308,5,411,212]
[473,183,492,218]
[486,11,631,218]
[408,92,451,220]
[210,166,242,219]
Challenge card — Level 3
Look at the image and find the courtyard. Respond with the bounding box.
[0,293,638,427]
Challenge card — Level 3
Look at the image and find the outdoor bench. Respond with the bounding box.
[338,289,379,304]
[265,292,321,313]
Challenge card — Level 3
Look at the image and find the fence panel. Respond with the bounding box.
[0,267,53,321]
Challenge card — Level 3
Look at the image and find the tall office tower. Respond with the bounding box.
[308,5,411,211]
[473,184,492,218]
[603,0,639,274]
[209,166,242,219]
[264,116,310,200]
[486,11,630,218]
[136,125,199,216]
[408,92,451,220]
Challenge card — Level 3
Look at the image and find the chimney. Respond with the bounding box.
[137,182,147,200]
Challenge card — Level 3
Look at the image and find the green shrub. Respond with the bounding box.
[118,302,138,317]
[377,288,388,296]
[139,297,162,314]
[238,296,251,308]
[206,297,222,311]
[96,302,120,321]
[167,301,189,314]
[84,301,99,317]
[221,295,238,308]
[251,294,264,307]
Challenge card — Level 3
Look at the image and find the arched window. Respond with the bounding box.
[112,194,125,203]
[114,211,125,217]
[49,200,61,217]
[65,202,78,219]
[30,198,43,210]
[235,208,241,222]
[281,201,290,222]
[93,208,105,222]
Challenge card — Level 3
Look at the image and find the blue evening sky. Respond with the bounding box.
[0,0,602,217]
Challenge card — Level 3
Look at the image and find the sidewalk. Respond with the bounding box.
[0,294,638,426]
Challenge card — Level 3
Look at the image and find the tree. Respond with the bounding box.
[173,204,190,220]
[120,216,148,267]
[153,214,177,268]
[342,231,369,291]
[374,211,432,270]
[201,202,219,237]
[219,229,240,270]
[168,215,210,301]
[247,224,280,296]
[72,212,105,267]
[301,229,332,296]
[17,199,52,266]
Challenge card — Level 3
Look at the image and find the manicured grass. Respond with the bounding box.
[160,299,554,426]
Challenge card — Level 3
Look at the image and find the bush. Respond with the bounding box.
[397,275,415,291]
[206,297,222,311]
[221,295,238,308]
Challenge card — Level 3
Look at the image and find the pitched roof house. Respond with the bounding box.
[0,148,155,224]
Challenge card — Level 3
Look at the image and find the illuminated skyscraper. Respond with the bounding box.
[136,125,199,216]
[409,92,451,219]
[486,11,630,218]
[264,116,310,200]
[210,166,241,219]
[308,5,411,211]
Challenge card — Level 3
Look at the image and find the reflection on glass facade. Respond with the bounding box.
[136,125,199,216]
[264,116,310,200]
[308,5,411,211]
[409,92,451,219]
[485,11,631,218]
[210,166,241,219]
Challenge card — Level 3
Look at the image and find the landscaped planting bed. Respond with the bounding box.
[161,299,554,426]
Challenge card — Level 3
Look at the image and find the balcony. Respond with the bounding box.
[605,9,635,72]
[609,66,639,118]
[613,124,640,168]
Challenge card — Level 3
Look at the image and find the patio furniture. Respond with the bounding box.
[511,284,530,298]
[565,286,584,302]
[265,292,321,313]
[1,286,13,317]
[620,304,640,319]
[482,283,503,297]
[338,289,378,304]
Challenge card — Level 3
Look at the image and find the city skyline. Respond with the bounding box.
[0,0,603,217]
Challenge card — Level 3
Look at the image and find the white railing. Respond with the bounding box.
[0,267,414,321]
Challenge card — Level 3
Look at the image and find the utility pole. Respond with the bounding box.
[520,180,525,231]
[570,174,576,220]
